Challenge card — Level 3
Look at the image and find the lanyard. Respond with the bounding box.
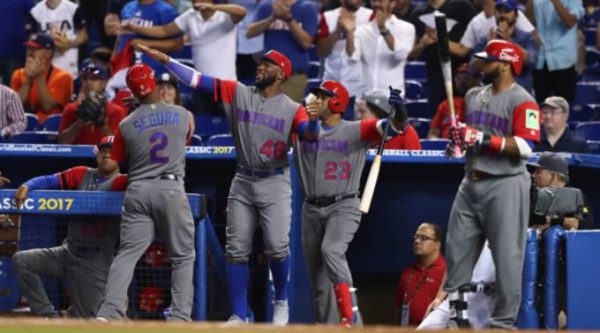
[403,266,431,304]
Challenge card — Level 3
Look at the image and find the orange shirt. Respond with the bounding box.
[10,66,73,123]
[384,125,422,150]
[429,97,466,139]
[59,101,127,145]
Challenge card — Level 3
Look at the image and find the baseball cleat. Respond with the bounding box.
[222,314,247,327]
[272,300,289,326]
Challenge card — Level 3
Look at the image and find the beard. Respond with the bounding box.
[255,74,276,89]
[481,67,501,85]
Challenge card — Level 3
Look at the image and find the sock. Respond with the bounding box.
[335,282,354,325]
[269,256,290,301]
[227,262,249,319]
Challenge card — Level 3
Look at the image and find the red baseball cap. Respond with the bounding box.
[262,50,292,79]
[97,136,114,149]
[474,39,523,75]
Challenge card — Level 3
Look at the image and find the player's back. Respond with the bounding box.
[119,103,190,182]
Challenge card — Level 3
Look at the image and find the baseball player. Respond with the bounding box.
[12,136,127,318]
[295,81,408,326]
[444,39,541,329]
[96,63,196,322]
[136,44,320,325]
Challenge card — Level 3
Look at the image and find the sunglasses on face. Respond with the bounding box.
[414,234,436,242]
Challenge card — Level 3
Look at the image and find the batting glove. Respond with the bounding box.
[454,122,504,153]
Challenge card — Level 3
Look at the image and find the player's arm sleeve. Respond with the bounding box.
[293,105,319,142]
[111,174,128,191]
[111,127,127,164]
[22,174,61,191]
[24,166,88,191]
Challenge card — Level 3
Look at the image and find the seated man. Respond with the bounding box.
[396,223,446,326]
[12,137,127,318]
[534,96,589,153]
[357,91,421,150]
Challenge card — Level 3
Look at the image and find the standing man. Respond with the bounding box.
[526,0,584,103]
[96,63,196,322]
[350,0,415,98]
[296,81,408,326]
[12,136,127,318]
[136,44,320,325]
[315,0,373,119]
[246,0,319,103]
[444,39,541,329]
[0,84,27,139]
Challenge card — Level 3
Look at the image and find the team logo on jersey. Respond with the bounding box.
[526,109,540,130]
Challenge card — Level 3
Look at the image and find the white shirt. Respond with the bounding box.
[460,10,535,49]
[320,7,373,97]
[30,0,81,78]
[351,17,415,97]
[175,9,238,80]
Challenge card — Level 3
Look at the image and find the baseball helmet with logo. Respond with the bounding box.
[474,39,524,75]
[126,63,156,99]
[310,80,350,113]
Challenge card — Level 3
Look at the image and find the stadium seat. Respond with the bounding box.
[405,100,431,118]
[420,139,450,150]
[405,80,425,100]
[587,140,600,154]
[306,78,322,95]
[41,114,62,131]
[408,117,430,138]
[585,47,600,67]
[570,104,599,122]
[405,61,426,81]
[308,61,321,79]
[574,82,600,106]
[575,121,600,141]
[584,28,597,46]
[25,114,39,131]
[190,134,204,146]
[194,115,229,140]
[6,131,58,144]
[307,46,319,62]
[206,134,234,146]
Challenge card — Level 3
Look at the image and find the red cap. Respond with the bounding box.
[97,136,114,149]
[474,39,523,75]
[126,63,156,99]
[262,50,292,79]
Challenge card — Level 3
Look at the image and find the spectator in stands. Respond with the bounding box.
[527,0,585,103]
[122,0,246,115]
[0,0,36,85]
[394,0,419,22]
[409,0,477,116]
[11,33,74,124]
[0,84,27,139]
[315,0,373,119]
[157,73,183,106]
[396,223,446,326]
[472,0,539,92]
[357,90,422,149]
[104,0,130,48]
[78,0,112,50]
[535,96,589,153]
[229,0,265,84]
[350,0,415,99]
[247,0,319,102]
[29,0,89,79]
[165,0,194,13]
[449,0,536,58]
[427,64,475,138]
[58,63,126,145]
[12,137,127,318]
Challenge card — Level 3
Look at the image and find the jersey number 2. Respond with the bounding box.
[325,161,351,180]
[149,132,169,164]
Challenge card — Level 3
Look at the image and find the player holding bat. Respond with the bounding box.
[295,81,407,326]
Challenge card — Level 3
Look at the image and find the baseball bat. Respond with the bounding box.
[435,13,463,158]
[359,105,396,214]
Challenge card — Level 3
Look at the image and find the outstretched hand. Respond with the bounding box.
[135,44,169,64]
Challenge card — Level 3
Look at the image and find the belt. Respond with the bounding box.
[467,170,495,181]
[236,165,285,178]
[305,193,359,208]
[458,283,495,294]
[160,174,180,181]
[291,69,306,75]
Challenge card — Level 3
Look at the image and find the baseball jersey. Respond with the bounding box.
[57,166,127,249]
[464,84,541,176]
[293,119,382,198]
[112,103,192,182]
[217,81,309,169]
[30,0,86,78]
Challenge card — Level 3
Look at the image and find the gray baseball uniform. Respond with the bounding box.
[13,167,125,318]
[444,84,541,328]
[293,119,381,324]
[97,103,195,322]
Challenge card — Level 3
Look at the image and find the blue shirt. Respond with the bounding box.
[254,0,319,71]
[0,0,35,59]
[119,0,179,74]
[533,0,585,70]
[474,28,539,93]
[535,127,589,153]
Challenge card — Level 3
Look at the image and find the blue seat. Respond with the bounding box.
[587,140,600,154]
[405,61,426,81]
[41,114,62,131]
[206,134,234,146]
[306,78,322,95]
[574,82,600,106]
[308,61,321,80]
[189,134,204,146]
[570,104,597,122]
[6,131,58,144]
[575,122,600,141]
[585,47,600,67]
[194,115,229,140]
[405,100,431,118]
[25,114,39,131]
[584,28,597,46]
[405,80,425,100]
[408,117,430,138]
[420,139,449,150]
